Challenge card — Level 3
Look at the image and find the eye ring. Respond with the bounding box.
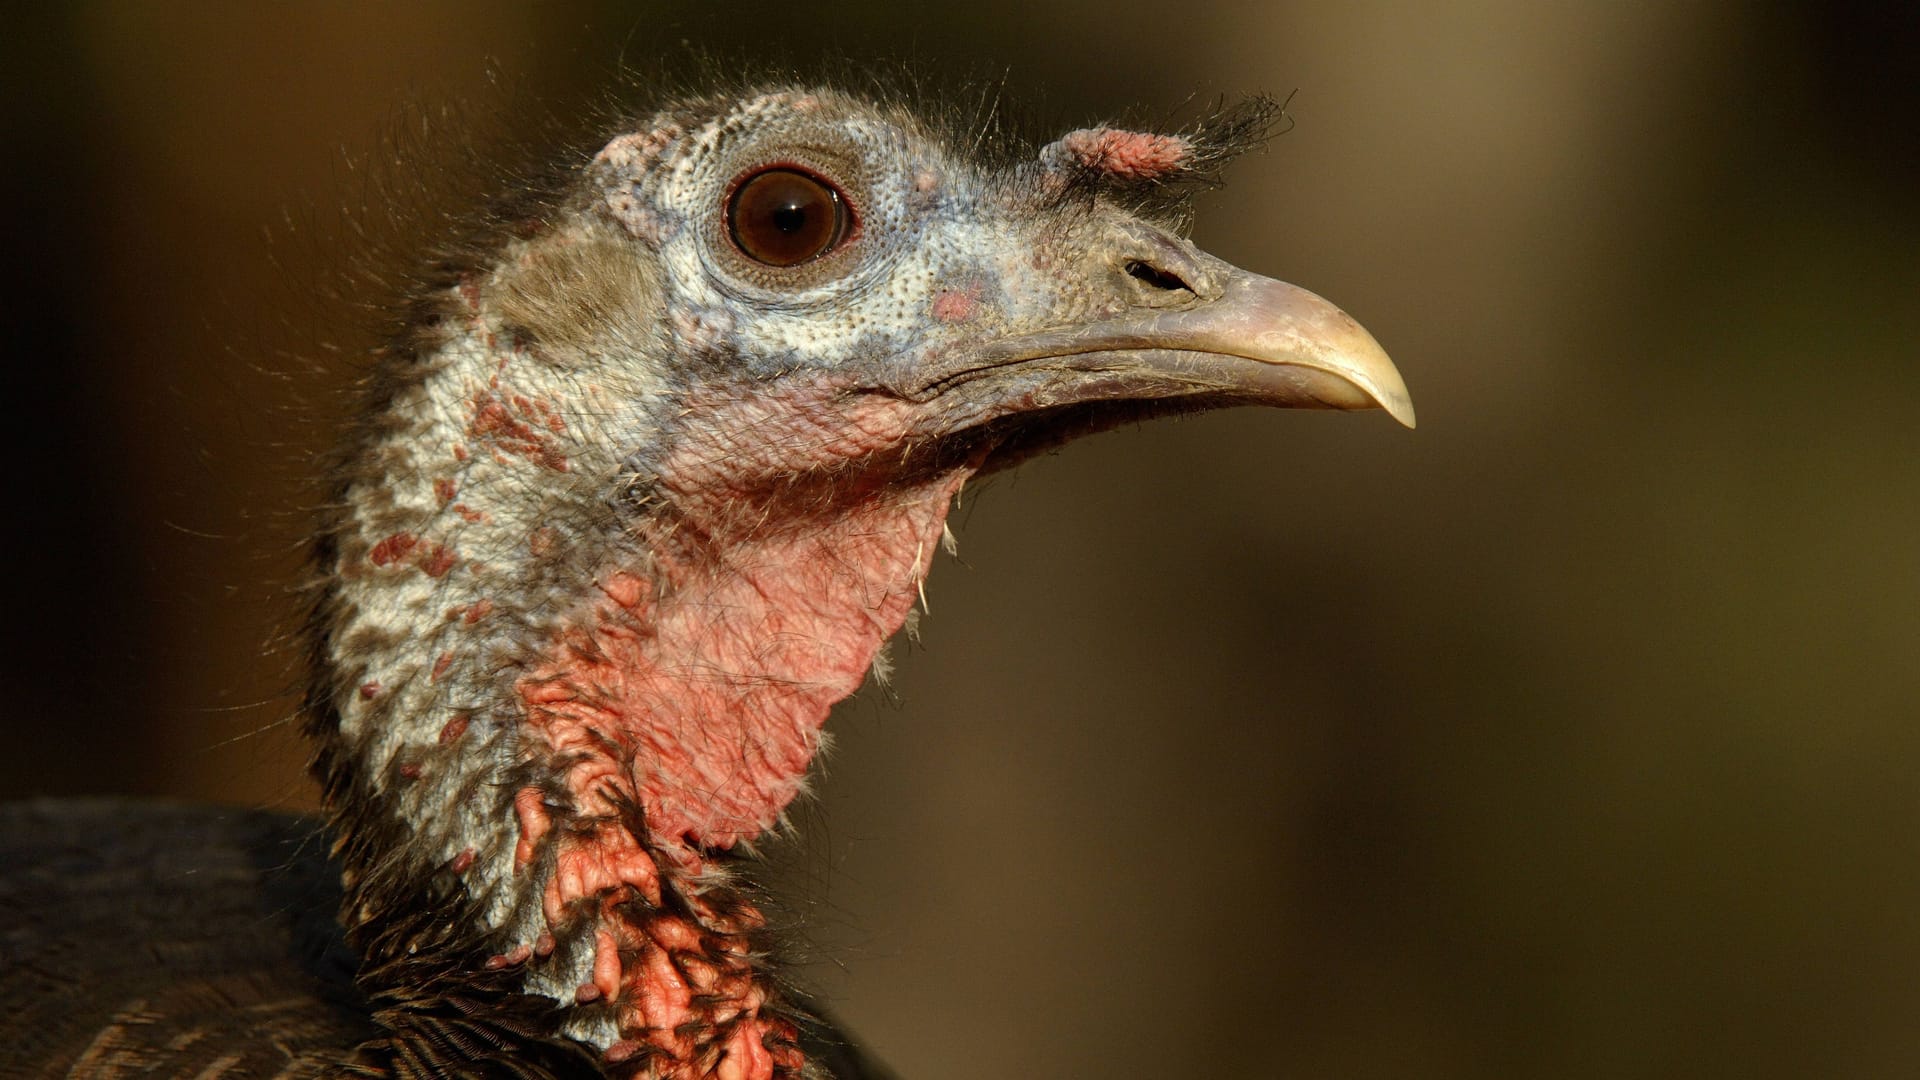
[725,166,854,267]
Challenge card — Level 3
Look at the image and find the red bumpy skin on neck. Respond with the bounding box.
[508,380,975,1077]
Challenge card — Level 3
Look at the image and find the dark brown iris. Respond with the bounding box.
[727,167,850,267]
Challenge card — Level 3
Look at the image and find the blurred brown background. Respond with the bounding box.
[5,3,1918,1077]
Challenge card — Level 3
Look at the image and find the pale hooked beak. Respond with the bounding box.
[902,263,1414,429]
[1139,269,1415,428]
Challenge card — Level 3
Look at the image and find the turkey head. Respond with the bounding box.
[310,85,1412,1078]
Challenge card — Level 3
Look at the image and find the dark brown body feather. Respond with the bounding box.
[0,801,890,1079]
[0,800,372,1078]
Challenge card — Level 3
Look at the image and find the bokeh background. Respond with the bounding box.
[6,3,1918,1077]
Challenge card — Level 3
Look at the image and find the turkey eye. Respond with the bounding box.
[727,168,850,267]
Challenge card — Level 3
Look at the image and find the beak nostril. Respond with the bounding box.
[1125,259,1194,294]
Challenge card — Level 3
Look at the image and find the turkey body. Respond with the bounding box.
[0,800,372,1078]
[0,801,891,1079]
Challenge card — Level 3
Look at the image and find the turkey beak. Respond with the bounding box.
[912,262,1414,428]
[1124,268,1415,428]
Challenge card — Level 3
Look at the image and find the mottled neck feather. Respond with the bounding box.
[312,217,971,1077]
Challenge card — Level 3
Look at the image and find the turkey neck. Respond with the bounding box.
[312,220,970,1076]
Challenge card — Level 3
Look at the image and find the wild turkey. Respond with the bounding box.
[0,82,1411,1078]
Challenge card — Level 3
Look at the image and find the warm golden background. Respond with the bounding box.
[6,4,1918,1077]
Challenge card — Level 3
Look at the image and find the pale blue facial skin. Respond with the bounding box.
[573,86,1412,500]
[586,89,1188,392]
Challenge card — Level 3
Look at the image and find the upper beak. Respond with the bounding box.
[903,263,1415,429]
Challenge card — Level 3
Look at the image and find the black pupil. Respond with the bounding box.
[729,168,845,267]
[771,201,808,234]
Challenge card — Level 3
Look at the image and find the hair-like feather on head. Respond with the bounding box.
[1036,95,1288,227]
